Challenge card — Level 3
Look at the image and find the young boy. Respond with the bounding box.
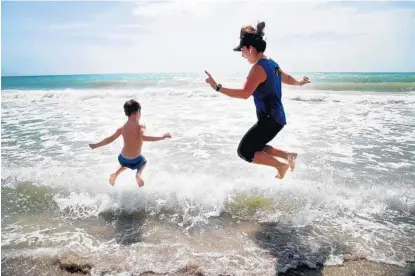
[89,99,171,187]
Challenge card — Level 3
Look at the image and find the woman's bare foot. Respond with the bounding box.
[136,175,144,187]
[109,173,117,186]
[276,163,290,179]
[288,153,297,172]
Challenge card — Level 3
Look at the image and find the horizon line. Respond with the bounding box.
[3,71,415,78]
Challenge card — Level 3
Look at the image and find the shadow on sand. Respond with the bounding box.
[99,209,147,245]
[252,222,345,276]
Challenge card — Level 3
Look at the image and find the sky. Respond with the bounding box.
[1,1,415,76]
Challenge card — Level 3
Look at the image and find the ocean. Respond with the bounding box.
[1,72,415,275]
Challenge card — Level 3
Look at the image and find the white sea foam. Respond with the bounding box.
[2,82,415,273]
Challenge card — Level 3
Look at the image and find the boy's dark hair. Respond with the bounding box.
[124,99,141,116]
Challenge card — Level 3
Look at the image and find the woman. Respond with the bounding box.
[204,22,310,179]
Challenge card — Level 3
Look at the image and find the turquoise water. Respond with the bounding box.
[1,74,180,90]
[2,72,415,92]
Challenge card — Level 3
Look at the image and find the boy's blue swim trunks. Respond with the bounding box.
[118,154,147,171]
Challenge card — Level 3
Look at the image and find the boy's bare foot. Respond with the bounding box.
[275,163,289,179]
[288,153,297,172]
[136,175,144,187]
[109,174,117,186]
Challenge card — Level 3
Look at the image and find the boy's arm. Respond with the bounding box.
[281,70,310,86]
[89,128,122,149]
[142,130,171,142]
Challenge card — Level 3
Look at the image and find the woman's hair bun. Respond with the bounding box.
[256,21,265,37]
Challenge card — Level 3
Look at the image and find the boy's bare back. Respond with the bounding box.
[119,121,145,159]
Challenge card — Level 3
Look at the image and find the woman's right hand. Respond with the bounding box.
[204,71,218,90]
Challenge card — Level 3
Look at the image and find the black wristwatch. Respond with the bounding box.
[216,83,222,92]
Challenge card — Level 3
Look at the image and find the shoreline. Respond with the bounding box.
[280,259,415,276]
[2,255,414,276]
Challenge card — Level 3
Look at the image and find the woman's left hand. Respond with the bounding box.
[204,70,217,90]
[299,76,311,86]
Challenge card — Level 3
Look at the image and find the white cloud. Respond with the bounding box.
[119,24,146,29]
[113,1,414,73]
[21,1,415,75]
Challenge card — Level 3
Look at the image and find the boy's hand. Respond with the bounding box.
[89,143,96,149]
[163,133,172,139]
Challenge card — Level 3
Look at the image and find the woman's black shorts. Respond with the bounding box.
[237,116,284,162]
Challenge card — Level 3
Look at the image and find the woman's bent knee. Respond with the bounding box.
[237,144,254,162]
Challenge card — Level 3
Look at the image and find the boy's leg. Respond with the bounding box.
[263,145,297,171]
[109,166,126,186]
[136,164,146,188]
[252,151,289,179]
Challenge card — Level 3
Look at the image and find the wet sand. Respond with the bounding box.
[2,255,414,276]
